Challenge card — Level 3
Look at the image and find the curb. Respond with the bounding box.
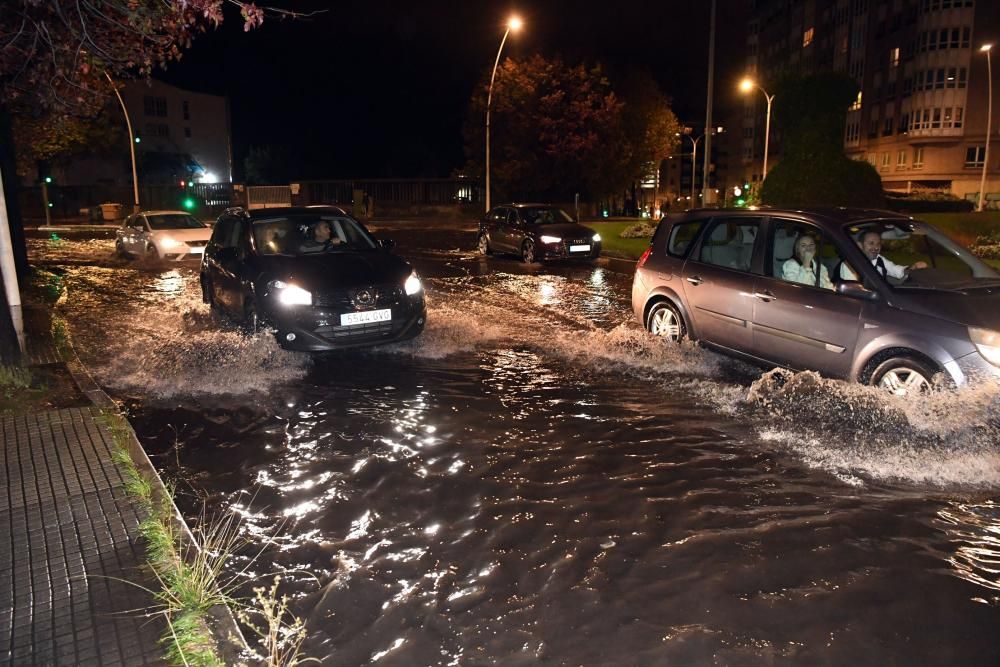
[61,342,250,663]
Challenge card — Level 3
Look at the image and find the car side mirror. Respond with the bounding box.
[836,281,878,301]
[379,238,396,251]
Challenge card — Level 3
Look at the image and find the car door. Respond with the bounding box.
[680,215,763,352]
[132,215,151,253]
[750,217,864,378]
[484,207,509,250]
[204,216,240,313]
[496,208,519,251]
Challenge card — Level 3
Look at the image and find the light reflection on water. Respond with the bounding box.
[33,235,1000,665]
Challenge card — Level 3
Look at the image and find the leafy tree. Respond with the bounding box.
[464,56,680,202]
[12,112,124,178]
[760,72,884,208]
[244,145,292,185]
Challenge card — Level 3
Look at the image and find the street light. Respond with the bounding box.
[104,72,141,213]
[740,77,776,181]
[979,44,993,213]
[485,15,522,213]
[676,129,704,204]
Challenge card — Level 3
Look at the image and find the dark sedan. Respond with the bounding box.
[200,206,425,351]
[478,204,602,263]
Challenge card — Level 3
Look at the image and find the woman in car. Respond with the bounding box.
[782,233,834,290]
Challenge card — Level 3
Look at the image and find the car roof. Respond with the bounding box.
[139,210,192,216]
[243,206,350,219]
[677,206,913,229]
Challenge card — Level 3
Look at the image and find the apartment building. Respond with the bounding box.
[742,0,1000,204]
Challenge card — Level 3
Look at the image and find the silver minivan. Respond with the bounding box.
[632,207,1000,393]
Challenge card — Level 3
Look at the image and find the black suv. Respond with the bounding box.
[200,206,426,351]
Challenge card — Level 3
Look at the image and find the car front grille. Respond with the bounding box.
[313,285,405,309]
[314,321,395,340]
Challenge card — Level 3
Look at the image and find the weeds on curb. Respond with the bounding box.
[101,411,317,667]
[0,364,32,396]
[50,316,71,359]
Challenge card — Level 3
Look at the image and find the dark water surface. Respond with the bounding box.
[29,224,1000,665]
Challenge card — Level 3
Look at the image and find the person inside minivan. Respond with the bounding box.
[782,233,834,290]
[839,230,927,282]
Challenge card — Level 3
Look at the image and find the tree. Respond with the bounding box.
[244,145,292,185]
[12,111,124,178]
[760,72,884,208]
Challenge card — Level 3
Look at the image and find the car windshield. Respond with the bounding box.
[252,215,377,256]
[520,207,575,225]
[147,214,206,230]
[845,219,1000,289]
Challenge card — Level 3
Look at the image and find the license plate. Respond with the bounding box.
[340,309,392,326]
[569,244,591,253]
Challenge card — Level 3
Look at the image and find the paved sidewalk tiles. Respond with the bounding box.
[1,407,166,666]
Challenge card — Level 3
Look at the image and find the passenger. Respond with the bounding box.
[782,233,834,290]
[265,227,287,253]
[840,230,928,281]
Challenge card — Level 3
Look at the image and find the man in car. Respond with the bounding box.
[301,220,342,252]
[839,230,927,282]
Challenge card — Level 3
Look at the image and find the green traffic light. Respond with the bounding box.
[736,198,746,206]
[44,176,52,184]
[182,198,196,210]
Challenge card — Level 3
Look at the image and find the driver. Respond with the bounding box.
[839,230,928,281]
[301,220,342,252]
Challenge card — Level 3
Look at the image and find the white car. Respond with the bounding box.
[115,210,213,260]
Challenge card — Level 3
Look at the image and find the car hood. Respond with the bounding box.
[253,251,412,291]
[530,222,597,239]
[892,286,1000,331]
[151,228,213,242]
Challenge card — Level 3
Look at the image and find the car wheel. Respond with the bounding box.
[243,299,260,335]
[522,239,537,264]
[478,233,492,256]
[868,356,937,396]
[646,301,686,342]
[115,239,128,258]
[145,243,159,260]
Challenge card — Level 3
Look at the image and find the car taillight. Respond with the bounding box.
[637,245,653,268]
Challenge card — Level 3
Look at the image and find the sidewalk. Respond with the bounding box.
[1,306,166,665]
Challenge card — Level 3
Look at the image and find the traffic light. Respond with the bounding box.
[182,197,196,210]
[44,176,52,184]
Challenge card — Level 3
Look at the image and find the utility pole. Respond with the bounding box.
[702,0,717,206]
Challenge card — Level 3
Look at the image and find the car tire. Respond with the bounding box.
[115,239,128,258]
[646,300,686,342]
[243,298,260,335]
[478,233,493,256]
[522,239,537,264]
[868,356,937,396]
[145,243,159,260]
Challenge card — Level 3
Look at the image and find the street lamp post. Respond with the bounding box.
[677,130,704,204]
[485,15,522,213]
[104,72,140,213]
[740,78,776,181]
[979,44,993,213]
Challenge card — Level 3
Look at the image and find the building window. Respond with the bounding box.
[803,27,814,47]
[184,127,192,139]
[182,101,190,121]
[913,147,924,169]
[897,150,907,169]
[965,146,986,168]
[899,113,909,133]
[849,91,863,111]
[884,115,894,136]
[931,108,942,128]
[954,107,963,128]
[959,67,967,88]
[880,152,891,170]
[889,47,900,68]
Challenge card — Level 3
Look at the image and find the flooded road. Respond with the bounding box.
[30,222,1000,665]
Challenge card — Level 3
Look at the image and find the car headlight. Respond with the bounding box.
[539,235,562,244]
[269,280,312,306]
[969,327,1000,367]
[592,233,601,243]
[404,272,422,296]
[159,236,183,249]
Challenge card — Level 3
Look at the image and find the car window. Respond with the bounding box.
[146,213,206,230]
[696,217,761,272]
[666,220,704,258]
[769,218,853,291]
[488,208,507,224]
[210,218,231,247]
[252,215,377,255]
[521,207,574,225]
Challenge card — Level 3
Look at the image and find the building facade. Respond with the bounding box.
[61,78,232,187]
[741,0,1000,205]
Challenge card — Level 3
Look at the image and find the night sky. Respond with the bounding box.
[159,1,748,181]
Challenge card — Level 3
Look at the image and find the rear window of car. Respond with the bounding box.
[666,220,704,258]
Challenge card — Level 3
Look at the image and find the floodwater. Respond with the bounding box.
[29,223,1000,665]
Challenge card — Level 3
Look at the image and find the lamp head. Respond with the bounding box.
[508,15,523,32]
[982,43,994,53]
[739,78,755,93]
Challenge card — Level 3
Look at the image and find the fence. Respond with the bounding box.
[299,178,482,206]
[246,185,292,209]
[19,183,236,220]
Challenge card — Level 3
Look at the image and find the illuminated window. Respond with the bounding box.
[849,91,863,110]
[913,148,924,169]
[889,47,900,68]
[803,27,814,47]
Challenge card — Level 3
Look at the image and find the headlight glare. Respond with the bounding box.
[592,233,601,243]
[404,272,422,296]
[268,280,311,306]
[159,236,182,249]
[539,235,562,244]
[970,326,1000,367]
